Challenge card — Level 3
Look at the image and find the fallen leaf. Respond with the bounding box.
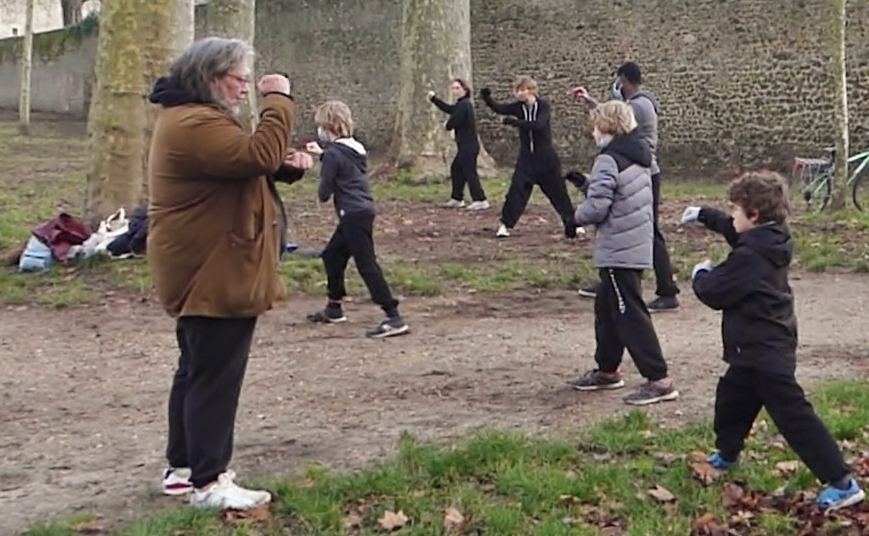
[378,510,409,531]
[443,507,465,532]
[689,450,708,463]
[558,494,580,505]
[72,521,109,534]
[690,461,720,486]
[692,512,732,536]
[647,485,676,503]
[721,482,745,508]
[221,504,272,524]
[344,512,363,529]
[774,460,800,475]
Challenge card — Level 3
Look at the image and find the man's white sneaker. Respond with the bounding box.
[466,200,490,210]
[496,224,510,238]
[189,472,270,510]
[444,199,465,208]
[162,467,193,496]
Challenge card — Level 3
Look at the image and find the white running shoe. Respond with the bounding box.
[496,224,510,237]
[189,472,271,510]
[444,199,465,208]
[466,200,490,210]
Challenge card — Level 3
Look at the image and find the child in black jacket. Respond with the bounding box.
[427,78,488,210]
[685,170,863,512]
[479,76,577,239]
[305,100,409,339]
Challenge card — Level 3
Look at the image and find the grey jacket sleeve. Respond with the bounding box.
[318,151,338,202]
[575,154,617,225]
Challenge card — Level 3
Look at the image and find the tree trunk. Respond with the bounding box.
[84,0,147,223]
[201,0,258,129]
[18,0,34,136]
[829,0,848,211]
[390,0,494,176]
[61,0,84,26]
[139,0,195,203]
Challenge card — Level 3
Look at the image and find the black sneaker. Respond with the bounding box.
[306,305,347,323]
[366,316,409,339]
[647,296,680,313]
[571,369,625,391]
[622,381,679,405]
[564,220,578,239]
[577,282,600,299]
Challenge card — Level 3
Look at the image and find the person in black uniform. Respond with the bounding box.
[479,75,577,239]
[427,78,489,210]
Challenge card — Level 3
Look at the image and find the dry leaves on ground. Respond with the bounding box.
[647,485,676,503]
[71,520,109,534]
[378,510,409,531]
[692,469,869,536]
[691,460,721,486]
[443,507,466,532]
[221,504,272,525]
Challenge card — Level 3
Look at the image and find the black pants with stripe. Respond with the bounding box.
[593,268,668,381]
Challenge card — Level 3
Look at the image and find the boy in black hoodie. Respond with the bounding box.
[686,170,863,512]
[480,76,577,239]
[305,101,409,339]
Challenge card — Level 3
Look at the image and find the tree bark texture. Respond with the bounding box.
[830,0,849,210]
[201,0,258,129]
[18,0,34,136]
[391,0,492,175]
[139,0,195,202]
[84,0,147,223]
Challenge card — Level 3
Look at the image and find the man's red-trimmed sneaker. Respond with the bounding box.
[162,467,193,496]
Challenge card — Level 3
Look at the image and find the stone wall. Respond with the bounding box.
[2,0,868,174]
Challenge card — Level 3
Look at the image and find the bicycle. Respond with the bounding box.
[790,146,869,211]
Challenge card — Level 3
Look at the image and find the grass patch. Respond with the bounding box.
[25,379,869,535]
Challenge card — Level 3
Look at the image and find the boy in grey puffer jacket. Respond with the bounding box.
[570,101,678,406]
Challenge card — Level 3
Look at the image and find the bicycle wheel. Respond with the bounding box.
[801,170,832,212]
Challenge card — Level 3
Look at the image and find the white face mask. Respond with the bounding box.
[611,80,624,101]
[317,126,330,142]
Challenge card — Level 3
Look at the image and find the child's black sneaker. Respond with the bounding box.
[306,304,347,324]
[366,316,409,339]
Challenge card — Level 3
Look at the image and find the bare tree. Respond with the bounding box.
[139,0,195,202]
[390,0,491,175]
[18,0,35,135]
[84,0,147,222]
[829,0,849,210]
[60,0,84,26]
[200,0,258,128]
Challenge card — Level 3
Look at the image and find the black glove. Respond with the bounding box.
[502,116,520,127]
[480,87,492,100]
[564,171,589,196]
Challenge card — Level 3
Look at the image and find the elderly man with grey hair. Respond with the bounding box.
[146,37,312,510]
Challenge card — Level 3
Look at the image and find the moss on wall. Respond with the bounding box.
[0,12,98,64]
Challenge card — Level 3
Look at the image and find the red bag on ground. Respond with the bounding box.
[31,213,93,262]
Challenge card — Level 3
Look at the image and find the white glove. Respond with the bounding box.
[691,259,714,280]
[680,206,701,224]
[426,90,436,100]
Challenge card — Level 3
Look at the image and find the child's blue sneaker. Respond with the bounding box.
[707,452,737,471]
[816,478,865,512]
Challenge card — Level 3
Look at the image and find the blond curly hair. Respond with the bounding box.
[589,100,638,136]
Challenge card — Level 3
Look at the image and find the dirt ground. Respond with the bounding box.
[1,272,868,534]
[1,112,868,534]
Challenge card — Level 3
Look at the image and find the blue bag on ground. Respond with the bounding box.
[18,235,54,272]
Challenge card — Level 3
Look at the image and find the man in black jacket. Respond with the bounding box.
[685,170,864,512]
[480,76,577,239]
[428,79,489,210]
